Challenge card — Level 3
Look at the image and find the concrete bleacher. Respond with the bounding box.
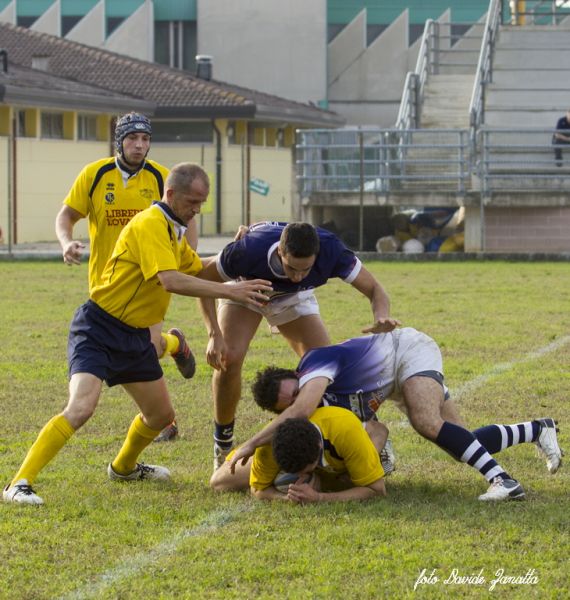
[485,25,570,129]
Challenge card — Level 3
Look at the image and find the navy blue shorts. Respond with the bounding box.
[68,300,163,387]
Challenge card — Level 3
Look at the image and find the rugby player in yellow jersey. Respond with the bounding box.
[55,112,196,441]
[3,163,272,505]
[210,406,386,503]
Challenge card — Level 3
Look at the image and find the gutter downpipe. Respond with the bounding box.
[212,121,222,234]
[6,113,13,254]
[11,110,17,247]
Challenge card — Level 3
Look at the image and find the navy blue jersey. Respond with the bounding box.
[556,116,570,132]
[297,335,397,421]
[216,222,361,303]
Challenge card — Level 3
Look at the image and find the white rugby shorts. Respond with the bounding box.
[389,327,448,413]
[218,289,320,326]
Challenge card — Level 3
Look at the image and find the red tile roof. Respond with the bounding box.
[0,22,344,126]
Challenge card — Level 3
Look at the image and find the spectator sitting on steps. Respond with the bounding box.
[552,109,570,167]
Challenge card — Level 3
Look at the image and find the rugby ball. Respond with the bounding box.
[273,471,311,493]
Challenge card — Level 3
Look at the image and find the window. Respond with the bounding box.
[154,21,197,72]
[15,110,28,137]
[152,121,213,143]
[41,112,64,139]
[78,114,98,140]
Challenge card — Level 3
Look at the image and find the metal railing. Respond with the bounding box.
[469,0,501,139]
[507,0,570,25]
[296,127,570,197]
[296,128,471,196]
[478,128,570,194]
[396,20,435,130]
[398,19,484,131]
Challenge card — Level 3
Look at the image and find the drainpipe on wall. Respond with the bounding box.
[11,110,17,245]
[212,121,222,234]
[6,114,13,253]
[246,123,252,225]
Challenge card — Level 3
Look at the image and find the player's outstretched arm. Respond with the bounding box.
[157,270,272,306]
[362,319,401,334]
[229,377,329,472]
[250,486,292,501]
[195,260,228,369]
[286,477,386,503]
[350,266,400,329]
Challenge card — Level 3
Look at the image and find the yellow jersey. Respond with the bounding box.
[91,203,202,328]
[64,157,169,291]
[250,406,384,491]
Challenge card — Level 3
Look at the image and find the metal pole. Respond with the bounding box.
[6,116,12,254]
[246,123,252,225]
[359,131,364,252]
[11,110,16,246]
[480,129,486,251]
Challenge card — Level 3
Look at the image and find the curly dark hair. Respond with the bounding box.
[272,418,321,473]
[251,366,297,413]
[279,223,320,258]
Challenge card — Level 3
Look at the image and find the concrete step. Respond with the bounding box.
[484,109,563,128]
[491,68,570,88]
[486,88,570,108]
[494,48,570,69]
[497,27,570,47]
[420,74,474,129]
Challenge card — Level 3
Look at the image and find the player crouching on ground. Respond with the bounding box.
[229,326,563,502]
[3,163,272,506]
[210,406,387,503]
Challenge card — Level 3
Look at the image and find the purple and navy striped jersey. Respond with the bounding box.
[216,222,361,302]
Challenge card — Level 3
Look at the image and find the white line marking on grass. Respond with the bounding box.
[60,337,570,597]
[451,335,570,401]
[59,504,252,600]
[393,335,570,427]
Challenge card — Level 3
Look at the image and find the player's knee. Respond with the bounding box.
[219,349,246,372]
[63,404,95,429]
[210,466,241,492]
[409,416,441,441]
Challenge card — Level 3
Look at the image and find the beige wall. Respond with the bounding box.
[152,142,293,235]
[3,136,295,243]
[10,138,108,243]
[249,146,293,224]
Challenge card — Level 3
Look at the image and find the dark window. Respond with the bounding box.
[62,16,83,37]
[154,20,197,72]
[41,112,64,139]
[152,121,213,143]
[107,17,125,36]
[78,114,97,141]
[16,16,36,28]
[15,110,29,138]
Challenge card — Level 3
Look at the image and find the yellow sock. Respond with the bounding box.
[161,332,180,357]
[12,414,75,486]
[111,414,162,475]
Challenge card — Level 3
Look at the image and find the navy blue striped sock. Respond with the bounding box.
[436,421,509,482]
[472,421,540,454]
[214,420,234,449]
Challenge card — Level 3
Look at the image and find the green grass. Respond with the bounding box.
[0,261,569,599]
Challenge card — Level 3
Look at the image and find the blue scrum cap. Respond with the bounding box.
[114,112,152,153]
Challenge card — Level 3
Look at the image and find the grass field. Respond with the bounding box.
[0,260,569,599]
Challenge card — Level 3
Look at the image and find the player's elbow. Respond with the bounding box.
[250,486,271,501]
[156,270,179,292]
[370,478,387,497]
